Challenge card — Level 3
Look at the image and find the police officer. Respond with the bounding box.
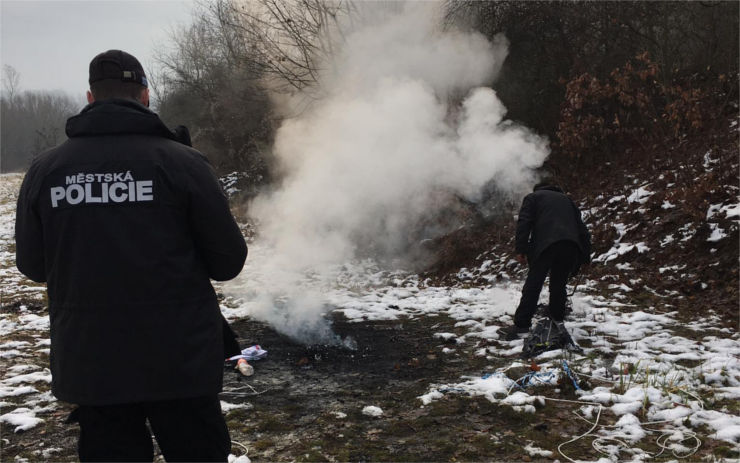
[15,50,247,462]
[504,182,591,341]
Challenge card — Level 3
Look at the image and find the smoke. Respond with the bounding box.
[231,2,548,344]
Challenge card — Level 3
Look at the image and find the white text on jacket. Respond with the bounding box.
[50,171,154,208]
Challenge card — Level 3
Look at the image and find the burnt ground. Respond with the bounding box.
[204,312,607,462]
[3,310,548,462]
[219,314,739,462]
[221,313,510,462]
[0,308,575,462]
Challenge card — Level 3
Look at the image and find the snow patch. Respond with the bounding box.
[362,405,383,417]
[0,407,43,432]
[627,186,654,204]
[707,223,727,242]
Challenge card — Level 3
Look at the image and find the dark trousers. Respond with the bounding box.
[514,240,579,328]
[75,395,230,462]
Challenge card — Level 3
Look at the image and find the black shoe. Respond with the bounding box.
[502,324,529,341]
[553,321,580,350]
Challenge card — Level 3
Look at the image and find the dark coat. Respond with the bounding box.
[15,99,248,405]
[515,185,591,267]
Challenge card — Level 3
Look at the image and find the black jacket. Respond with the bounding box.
[515,185,591,266]
[15,99,248,405]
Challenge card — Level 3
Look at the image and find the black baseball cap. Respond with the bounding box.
[88,50,148,88]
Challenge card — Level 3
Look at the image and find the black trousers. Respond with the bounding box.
[75,395,230,462]
[514,240,579,328]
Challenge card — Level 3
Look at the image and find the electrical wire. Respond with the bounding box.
[568,274,582,297]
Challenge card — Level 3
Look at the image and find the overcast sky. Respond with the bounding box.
[1,0,194,105]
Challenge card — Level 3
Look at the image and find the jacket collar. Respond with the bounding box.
[66,99,178,141]
[534,184,565,194]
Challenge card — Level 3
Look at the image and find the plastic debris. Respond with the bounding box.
[228,345,268,362]
[561,359,581,390]
[521,318,582,358]
[236,358,254,377]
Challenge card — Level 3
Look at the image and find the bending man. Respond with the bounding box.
[504,182,590,341]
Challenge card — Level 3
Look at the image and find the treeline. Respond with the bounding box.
[1,66,80,172]
[152,0,738,181]
[448,1,738,133]
[447,0,739,178]
[3,1,737,177]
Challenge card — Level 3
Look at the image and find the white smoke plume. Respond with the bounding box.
[229,2,548,344]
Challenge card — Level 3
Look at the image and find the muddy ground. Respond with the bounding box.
[4,305,737,462]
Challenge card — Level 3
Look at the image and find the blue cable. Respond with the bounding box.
[562,360,581,390]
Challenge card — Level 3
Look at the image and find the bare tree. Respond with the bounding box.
[1,86,78,172]
[2,65,21,103]
[152,0,359,174]
[211,0,353,93]
[153,1,274,174]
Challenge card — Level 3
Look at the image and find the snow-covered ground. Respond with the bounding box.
[2,172,739,462]
[222,254,740,461]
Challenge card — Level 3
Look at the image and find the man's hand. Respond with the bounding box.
[516,254,527,265]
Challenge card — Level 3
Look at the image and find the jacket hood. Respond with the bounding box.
[534,184,564,194]
[66,99,178,141]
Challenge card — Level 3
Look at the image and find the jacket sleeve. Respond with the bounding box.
[186,153,248,281]
[15,163,46,283]
[515,194,535,255]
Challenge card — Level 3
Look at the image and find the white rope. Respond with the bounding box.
[495,364,521,374]
[591,435,631,456]
[473,376,706,463]
[573,409,687,429]
[650,427,702,458]
[573,371,619,384]
[536,388,703,461]
[507,379,520,396]
[549,399,604,463]
[221,384,272,395]
[590,427,701,460]
[477,355,704,461]
[231,440,250,457]
[677,389,705,410]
